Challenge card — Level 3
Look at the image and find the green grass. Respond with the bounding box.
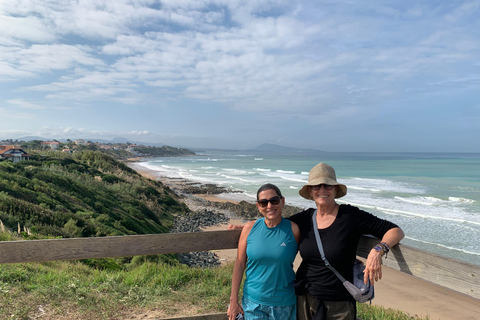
[0,259,428,320]
[0,258,233,319]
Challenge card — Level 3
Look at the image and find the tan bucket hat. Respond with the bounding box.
[299,162,347,199]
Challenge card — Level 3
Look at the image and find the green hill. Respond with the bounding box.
[0,151,186,239]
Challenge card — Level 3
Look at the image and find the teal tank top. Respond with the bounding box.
[243,218,298,306]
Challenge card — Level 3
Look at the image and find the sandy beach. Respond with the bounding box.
[128,162,480,320]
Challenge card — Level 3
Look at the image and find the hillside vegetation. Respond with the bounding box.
[0,151,186,239]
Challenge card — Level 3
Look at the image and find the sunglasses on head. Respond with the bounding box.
[311,184,334,190]
[257,196,282,207]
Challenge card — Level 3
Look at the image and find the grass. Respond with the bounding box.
[0,258,233,320]
[0,259,428,320]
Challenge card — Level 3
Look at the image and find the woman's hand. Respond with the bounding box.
[364,248,383,285]
[227,301,244,319]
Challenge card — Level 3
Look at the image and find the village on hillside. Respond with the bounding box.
[0,139,195,163]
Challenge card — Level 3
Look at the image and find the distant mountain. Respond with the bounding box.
[16,136,50,141]
[248,143,325,154]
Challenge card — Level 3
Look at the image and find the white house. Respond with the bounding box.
[41,141,60,149]
[0,145,29,163]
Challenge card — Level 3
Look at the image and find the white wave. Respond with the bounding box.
[349,186,381,192]
[259,172,306,184]
[222,168,250,175]
[301,172,309,175]
[277,170,296,174]
[256,168,271,172]
[342,201,480,226]
[380,207,480,226]
[449,197,475,203]
[405,236,480,257]
[345,177,424,194]
[394,196,442,206]
[219,174,255,183]
[254,158,263,160]
[396,195,476,206]
[289,186,299,189]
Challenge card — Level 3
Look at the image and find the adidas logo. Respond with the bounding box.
[280,242,286,247]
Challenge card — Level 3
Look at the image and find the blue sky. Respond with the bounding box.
[1,0,479,152]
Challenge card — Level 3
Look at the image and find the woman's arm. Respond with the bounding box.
[290,221,301,244]
[364,227,405,285]
[228,221,254,319]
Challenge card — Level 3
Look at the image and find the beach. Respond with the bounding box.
[128,162,480,320]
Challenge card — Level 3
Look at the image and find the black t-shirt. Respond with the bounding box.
[288,204,399,301]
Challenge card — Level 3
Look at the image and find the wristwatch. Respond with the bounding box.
[373,244,384,255]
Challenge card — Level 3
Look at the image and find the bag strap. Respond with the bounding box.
[312,210,348,283]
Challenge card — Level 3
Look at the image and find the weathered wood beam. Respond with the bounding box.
[0,230,241,264]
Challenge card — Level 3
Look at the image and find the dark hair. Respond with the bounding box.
[256,183,283,200]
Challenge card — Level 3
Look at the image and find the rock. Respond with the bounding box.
[171,209,229,268]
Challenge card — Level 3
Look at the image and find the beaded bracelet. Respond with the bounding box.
[380,242,390,258]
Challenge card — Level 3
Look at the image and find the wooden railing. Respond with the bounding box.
[1,231,480,318]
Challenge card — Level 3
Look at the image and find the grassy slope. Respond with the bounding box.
[0,151,187,238]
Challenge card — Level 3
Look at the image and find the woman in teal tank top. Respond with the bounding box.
[228,184,301,320]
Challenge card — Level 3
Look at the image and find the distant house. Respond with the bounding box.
[127,144,137,152]
[0,145,29,163]
[41,141,60,149]
[75,139,86,146]
[62,148,72,153]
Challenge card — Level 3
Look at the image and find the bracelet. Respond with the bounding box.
[380,242,390,258]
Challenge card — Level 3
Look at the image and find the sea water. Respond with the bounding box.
[136,151,480,266]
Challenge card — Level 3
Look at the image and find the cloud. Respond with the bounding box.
[6,99,45,110]
[0,107,34,120]
[0,1,479,151]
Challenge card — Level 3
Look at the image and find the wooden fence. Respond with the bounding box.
[1,230,480,318]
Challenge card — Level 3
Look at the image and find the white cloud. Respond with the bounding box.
[6,99,45,110]
[0,1,479,151]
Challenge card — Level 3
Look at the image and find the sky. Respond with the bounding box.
[1,0,479,152]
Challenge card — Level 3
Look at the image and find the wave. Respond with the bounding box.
[396,196,476,206]
[255,168,271,172]
[395,196,442,206]
[345,177,424,194]
[222,168,250,175]
[258,171,306,183]
[348,185,381,192]
[254,158,263,161]
[219,174,255,183]
[277,170,296,174]
[344,201,480,226]
[449,197,475,203]
[405,236,480,257]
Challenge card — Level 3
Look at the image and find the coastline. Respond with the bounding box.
[126,161,480,320]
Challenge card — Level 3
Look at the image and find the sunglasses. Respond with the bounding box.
[311,184,335,191]
[257,196,282,207]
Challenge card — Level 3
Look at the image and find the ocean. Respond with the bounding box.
[136,151,480,266]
